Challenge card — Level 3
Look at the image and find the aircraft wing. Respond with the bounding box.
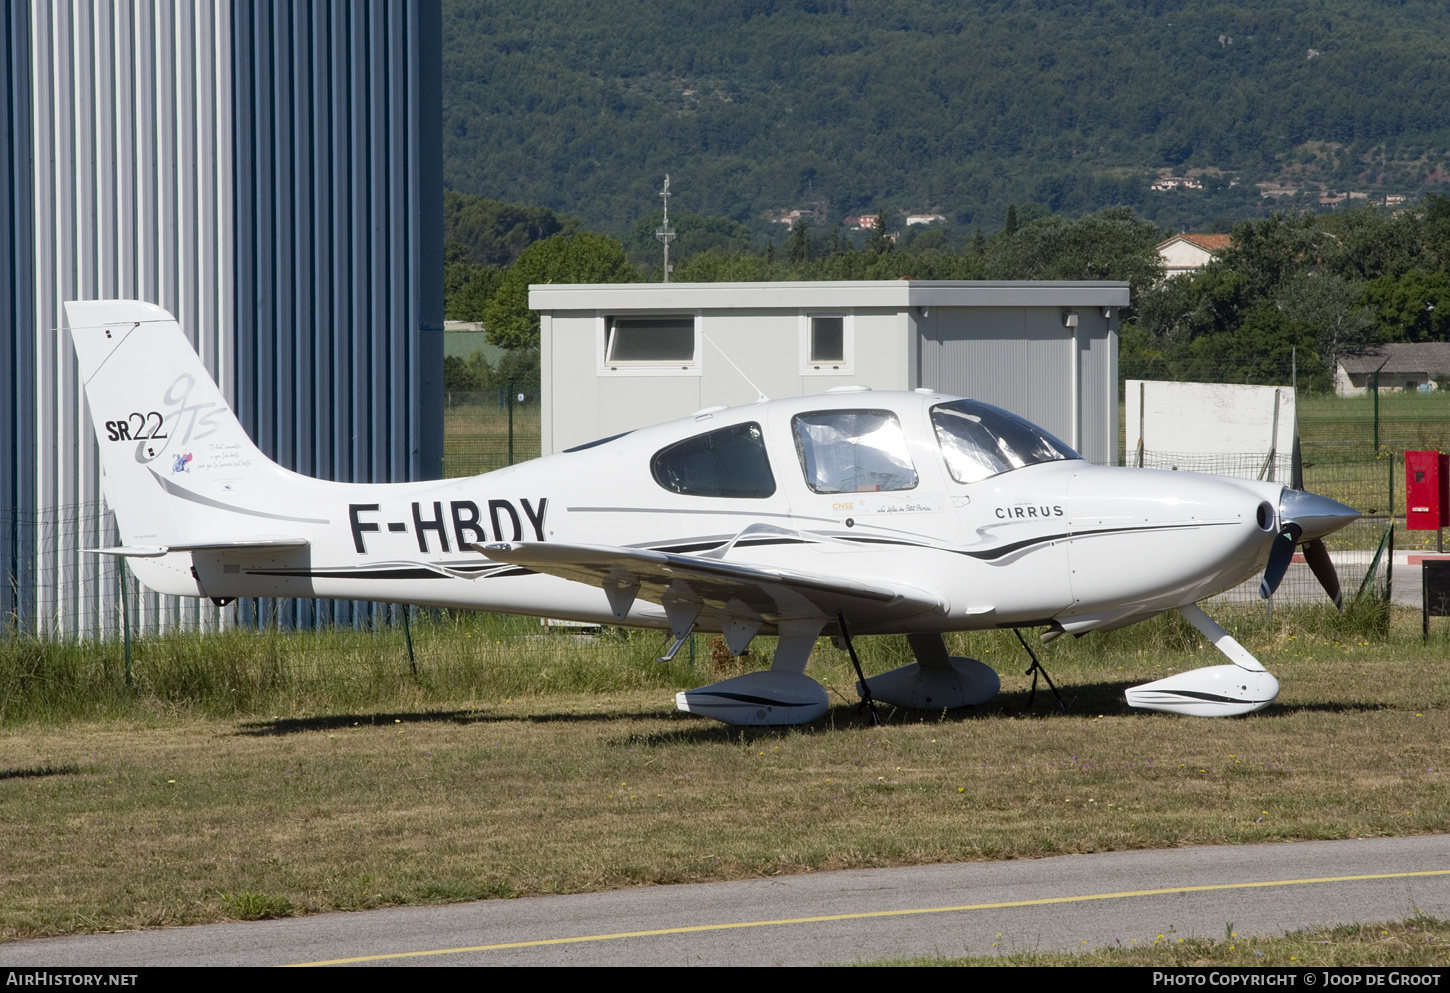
[475,540,947,629]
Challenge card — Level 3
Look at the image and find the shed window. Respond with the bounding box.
[606,315,695,364]
[810,317,844,362]
[792,410,918,494]
[651,422,776,499]
[801,312,852,375]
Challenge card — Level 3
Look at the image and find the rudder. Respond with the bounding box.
[66,300,283,552]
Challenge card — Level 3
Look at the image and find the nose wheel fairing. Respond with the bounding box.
[1124,603,1280,717]
[1124,665,1279,717]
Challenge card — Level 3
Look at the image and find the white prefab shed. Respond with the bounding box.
[531,280,1130,465]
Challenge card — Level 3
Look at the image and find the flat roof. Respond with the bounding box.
[530,280,1130,311]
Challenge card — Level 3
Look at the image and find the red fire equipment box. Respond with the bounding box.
[1405,450,1449,530]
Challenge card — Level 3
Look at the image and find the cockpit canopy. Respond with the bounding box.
[930,399,1080,483]
[646,396,1081,500]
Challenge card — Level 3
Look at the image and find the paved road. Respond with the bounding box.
[2,835,1447,967]
[1215,554,1426,610]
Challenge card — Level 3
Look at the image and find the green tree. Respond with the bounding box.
[868,211,892,254]
[443,350,494,392]
[671,251,773,282]
[1002,204,1018,236]
[483,233,637,349]
[1183,302,1324,389]
[1361,269,1450,342]
[786,219,812,264]
[984,206,1164,314]
[443,260,503,322]
[624,212,755,267]
[443,191,579,267]
[1273,270,1376,370]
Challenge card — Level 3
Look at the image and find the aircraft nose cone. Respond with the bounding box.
[1279,488,1359,542]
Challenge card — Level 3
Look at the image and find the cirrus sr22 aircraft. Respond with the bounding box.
[70,300,1358,726]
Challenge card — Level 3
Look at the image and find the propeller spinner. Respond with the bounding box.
[1259,488,1359,606]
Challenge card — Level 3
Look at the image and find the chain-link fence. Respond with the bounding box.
[442,376,542,478]
[0,502,228,639]
[1131,449,1397,606]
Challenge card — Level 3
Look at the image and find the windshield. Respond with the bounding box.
[931,400,1079,483]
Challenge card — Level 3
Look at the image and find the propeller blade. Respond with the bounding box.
[1277,433,1353,608]
[1259,522,1303,600]
[1301,537,1344,610]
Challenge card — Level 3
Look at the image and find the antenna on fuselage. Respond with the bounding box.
[702,333,769,402]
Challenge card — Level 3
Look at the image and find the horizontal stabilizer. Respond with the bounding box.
[87,537,309,557]
[475,540,946,627]
[85,546,169,558]
[168,537,310,553]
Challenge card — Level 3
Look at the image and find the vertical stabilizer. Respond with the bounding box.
[65,300,289,551]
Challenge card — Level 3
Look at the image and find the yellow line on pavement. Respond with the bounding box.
[289,868,1450,966]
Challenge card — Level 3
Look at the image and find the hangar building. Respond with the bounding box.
[531,281,1130,467]
[1,1,444,635]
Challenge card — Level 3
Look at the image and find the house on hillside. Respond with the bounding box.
[1156,233,1232,278]
[1334,343,1450,396]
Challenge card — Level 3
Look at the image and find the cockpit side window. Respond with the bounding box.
[651,422,776,498]
[792,409,918,494]
[931,400,1080,484]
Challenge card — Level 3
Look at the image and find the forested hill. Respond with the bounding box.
[442,0,1450,237]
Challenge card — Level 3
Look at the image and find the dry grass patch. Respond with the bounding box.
[1,625,1447,940]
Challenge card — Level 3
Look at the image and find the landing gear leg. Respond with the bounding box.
[1014,628,1068,713]
[836,611,879,726]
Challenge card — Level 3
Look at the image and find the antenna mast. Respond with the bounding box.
[655,175,676,283]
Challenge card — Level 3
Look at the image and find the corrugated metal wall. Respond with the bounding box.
[922,308,1077,456]
[2,2,36,630]
[231,0,443,628]
[1081,315,1119,466]
[27,0,234,636]
[232,0,442,487]
[919,307,1117,466]
[3,0,442,637]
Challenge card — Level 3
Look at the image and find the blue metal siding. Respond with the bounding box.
[232,0,442,489]
[232,0,442,628]
[1,1,35,628]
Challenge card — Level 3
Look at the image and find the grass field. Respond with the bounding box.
[1,603,1447,944]
[442,393,540,478]
[1298,391,1450,459]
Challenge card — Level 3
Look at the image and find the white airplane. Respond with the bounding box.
[70,300,1359,726]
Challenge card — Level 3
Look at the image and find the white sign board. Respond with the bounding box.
[1125,381,1296,479]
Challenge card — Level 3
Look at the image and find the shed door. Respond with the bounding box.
[918,307,1078,454]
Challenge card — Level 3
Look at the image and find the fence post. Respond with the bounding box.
[402,603,416,676]
[118,557,132,688]
[507,377,516,466]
